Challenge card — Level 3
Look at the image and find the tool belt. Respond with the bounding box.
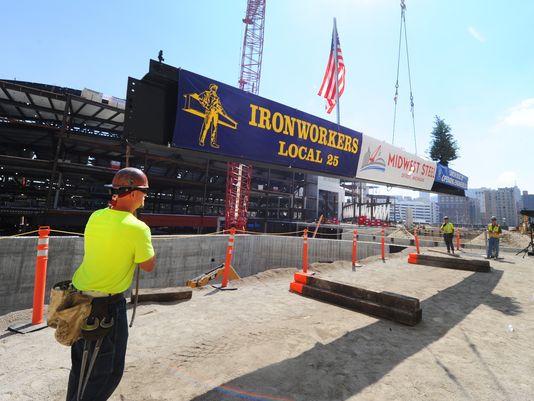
[80,293,123,342]
[48,281,123,346]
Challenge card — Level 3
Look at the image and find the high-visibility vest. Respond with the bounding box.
[440,222,454,234]
[488,223,501,238]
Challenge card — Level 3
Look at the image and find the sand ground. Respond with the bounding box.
[469,230,531,249]
[1,249,533,401]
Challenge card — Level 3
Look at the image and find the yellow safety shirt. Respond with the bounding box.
[440,222,454,234]
[488,223,502,239]
[72,208,155,294]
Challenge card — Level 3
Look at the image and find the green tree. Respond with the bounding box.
[428,116,459,166]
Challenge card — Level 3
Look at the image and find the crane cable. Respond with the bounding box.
[391,0,418,154]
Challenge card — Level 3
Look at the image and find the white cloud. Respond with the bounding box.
[503,98,534,128]
[468,26,485,43]
[497,171,517,187]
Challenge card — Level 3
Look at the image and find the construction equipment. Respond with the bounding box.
[312,215,324,238]
[517,210,534,257]
[519,214,530,235]
[224,0,266,231]
[391,0,418,154]
[225,162,253,231]
[186,264,240,288]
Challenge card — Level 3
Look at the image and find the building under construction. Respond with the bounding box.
[1,0,401,236]
[0,64,368,236]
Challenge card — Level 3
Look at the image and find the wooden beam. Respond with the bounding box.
[408,253,490,273]
[290,272,422,326]
[130,287,192,303]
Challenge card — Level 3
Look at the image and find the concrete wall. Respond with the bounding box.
[0,236,83,317]
[0,234,386,315]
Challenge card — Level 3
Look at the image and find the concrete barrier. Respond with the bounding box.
[0,234,388,315]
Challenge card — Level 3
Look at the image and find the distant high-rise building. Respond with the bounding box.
[467,187,522,227]
[522,191,534,211]
[522,191,534,223]
[437,195,472,226]
[467,197,481,227]
[466,188,488,215]
[417,192,431,200]
[391,197,439,225]
[483,187,521,227]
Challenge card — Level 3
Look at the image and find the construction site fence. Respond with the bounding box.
[1,226,393,316]
[1,226,480,254]
[0,225,481,241]
[4,225,517,317]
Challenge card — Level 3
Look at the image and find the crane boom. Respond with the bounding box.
[225,0,266,231]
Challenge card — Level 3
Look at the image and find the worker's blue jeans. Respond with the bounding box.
[66,298,128,401]
[443,233,454,252]
[487,237,500,258]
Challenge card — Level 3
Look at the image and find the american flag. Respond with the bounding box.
[318,25,346,114]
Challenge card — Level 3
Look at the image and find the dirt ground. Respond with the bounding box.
[1,249,533,401]
[469,230,531,249]
[387,227,414,239]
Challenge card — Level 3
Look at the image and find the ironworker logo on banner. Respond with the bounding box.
[172,69,363,178]
[182,83,238,149]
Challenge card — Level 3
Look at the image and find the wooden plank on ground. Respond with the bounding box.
[294,272,420,312]
[130,287,192,304]
[291,273,422,326]
[409,253,490,272]
[293,283,422,326]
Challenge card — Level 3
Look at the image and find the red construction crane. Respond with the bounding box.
[238,0,266,94]
[225,0,266,231]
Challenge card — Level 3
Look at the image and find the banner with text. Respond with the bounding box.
[435,164,468,190]
[356,135,437,190]
[172,69,362,177]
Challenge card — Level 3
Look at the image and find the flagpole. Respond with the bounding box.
[333,17,341,126]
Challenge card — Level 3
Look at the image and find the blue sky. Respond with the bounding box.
[3,0,533,194]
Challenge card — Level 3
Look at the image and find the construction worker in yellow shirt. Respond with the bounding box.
[487,216,502,259]
[66,167,156,401]
[440,216,455,254]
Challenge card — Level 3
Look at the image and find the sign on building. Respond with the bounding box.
[356,135,437,190]
[435,164,468,190]
[172,70,363,178]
